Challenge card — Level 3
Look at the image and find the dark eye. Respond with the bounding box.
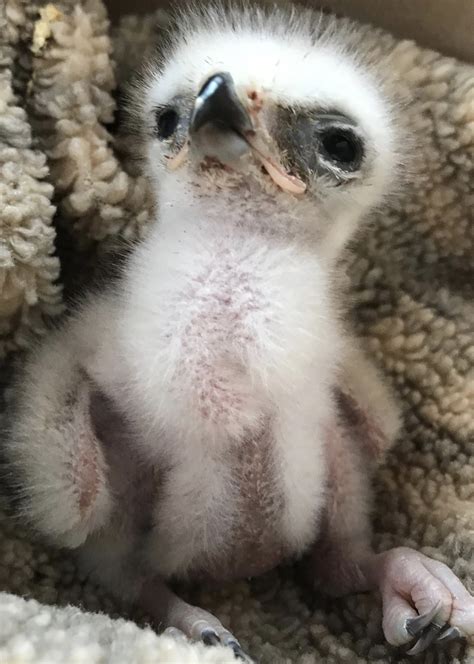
[155,108,180,140]
[320,128,363,170]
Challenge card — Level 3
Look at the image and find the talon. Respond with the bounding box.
[406,622,445,656]
[437,625,462,643]
[376,547,474,650]
[228,639,252,662]
[406,601,442,636]
[201,628,221,646]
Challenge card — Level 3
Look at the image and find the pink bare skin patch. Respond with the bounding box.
[58,381,113,539]
[173,253,266,435]
[71,426,101,519]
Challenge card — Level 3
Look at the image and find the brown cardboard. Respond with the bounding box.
[105,0,474,62]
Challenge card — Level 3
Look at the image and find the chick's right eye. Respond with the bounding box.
[155,108,180,140]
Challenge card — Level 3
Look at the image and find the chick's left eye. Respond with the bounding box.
[320,128,362,169]
[155,108,180,140]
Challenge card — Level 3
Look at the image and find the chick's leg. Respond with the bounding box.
[310,410,474,654]
[140,578,251,662]
[309,416,374,599]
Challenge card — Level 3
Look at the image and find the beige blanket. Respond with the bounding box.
[0,2,473,662]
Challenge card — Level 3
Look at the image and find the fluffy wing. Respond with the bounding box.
[1,327,114,548]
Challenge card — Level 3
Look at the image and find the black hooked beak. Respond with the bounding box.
[190,72,253,137]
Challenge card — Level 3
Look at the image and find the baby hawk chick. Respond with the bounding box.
[3,4,473,661]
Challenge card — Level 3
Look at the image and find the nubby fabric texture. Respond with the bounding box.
[0,2,472,662]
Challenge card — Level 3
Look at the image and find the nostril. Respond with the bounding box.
[247,89,263,114]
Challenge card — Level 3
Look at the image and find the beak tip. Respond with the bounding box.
[190,72,252,136]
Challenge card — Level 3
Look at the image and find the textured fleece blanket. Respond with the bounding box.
[0,1,473,663]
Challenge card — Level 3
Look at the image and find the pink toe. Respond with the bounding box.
[382,589,418,646]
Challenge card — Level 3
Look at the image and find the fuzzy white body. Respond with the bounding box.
[96,14,397,583]
[78,165,342,582]
[4,9,389,594]
[7,8,473,657]
[6,13,396,590]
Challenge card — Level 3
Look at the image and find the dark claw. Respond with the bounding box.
[406,601,442,637]
[202,631,254,662]
[406,623,445,656]
[437,626,462,643]
[228,639,251,662]
[201,629,221,646]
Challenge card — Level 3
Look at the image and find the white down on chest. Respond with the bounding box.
[90,197,342,578]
